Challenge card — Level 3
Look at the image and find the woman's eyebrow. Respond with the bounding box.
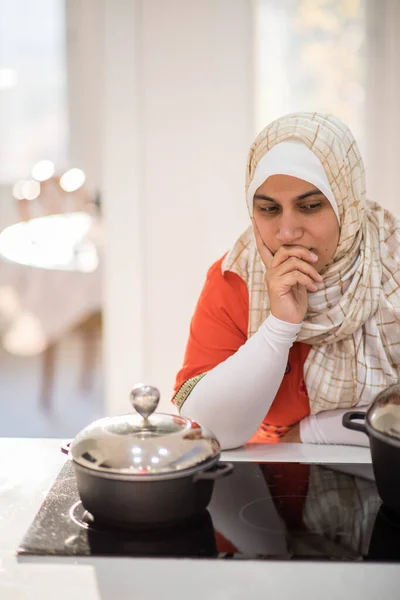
[253,189,324,203]
[253,193,277,202]
[296,189,324,201]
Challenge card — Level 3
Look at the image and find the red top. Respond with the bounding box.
[174,256,311,442]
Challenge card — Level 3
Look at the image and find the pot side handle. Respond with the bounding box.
[61,441,72,455]
[193,462,234,482]
[342,411,368,435]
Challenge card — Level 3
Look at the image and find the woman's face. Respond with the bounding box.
[252,174,340,273]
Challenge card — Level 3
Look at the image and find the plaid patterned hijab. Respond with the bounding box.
[222,112,400,413]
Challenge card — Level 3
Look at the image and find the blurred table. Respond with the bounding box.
[0,212,102,356]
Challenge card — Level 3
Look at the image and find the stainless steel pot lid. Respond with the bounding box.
[367,382,400,442]
[69,384,220,475]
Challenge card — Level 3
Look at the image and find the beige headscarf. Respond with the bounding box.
[222,112,400,414]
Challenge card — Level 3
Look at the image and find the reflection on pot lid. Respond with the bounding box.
[69,384,220,475]
[367,383,400,443]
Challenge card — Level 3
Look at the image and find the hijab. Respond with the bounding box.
[222,112,400,413]
[245,137,340,223]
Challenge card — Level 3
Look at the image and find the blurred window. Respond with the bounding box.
[255,0,366,154]
[0,0,69,184]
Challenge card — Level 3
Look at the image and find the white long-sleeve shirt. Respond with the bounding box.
[181,314,368,450]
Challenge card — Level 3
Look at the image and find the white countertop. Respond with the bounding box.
[1,437,399,600]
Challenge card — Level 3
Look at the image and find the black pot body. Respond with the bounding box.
[343,411,400,515]
[73,460,229,529]
[369,434,400,515]
[367,505,400,561]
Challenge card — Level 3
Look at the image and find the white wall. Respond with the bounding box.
[65,0,104,193]
[141,0,254,410]
[364,0,400,216]
[100,0,255,414]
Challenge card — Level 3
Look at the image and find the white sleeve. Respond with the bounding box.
[300,408,369,446]
[180,313,301,450]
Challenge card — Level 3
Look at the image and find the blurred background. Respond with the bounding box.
[0,0,398,437]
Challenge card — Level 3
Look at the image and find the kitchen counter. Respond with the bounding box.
[1,437,399,600]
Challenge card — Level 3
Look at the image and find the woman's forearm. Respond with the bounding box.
[180,314,301,449]
[300,408,369,446]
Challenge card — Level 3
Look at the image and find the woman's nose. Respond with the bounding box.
[276,212,303,243]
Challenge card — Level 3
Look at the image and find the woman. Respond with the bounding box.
[172,112,400,449]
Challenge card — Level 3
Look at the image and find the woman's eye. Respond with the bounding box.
[254,202,322,215]
[256,205,279,213]
[300,203,322,211]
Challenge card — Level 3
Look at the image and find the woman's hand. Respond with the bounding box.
[253,221,322,324]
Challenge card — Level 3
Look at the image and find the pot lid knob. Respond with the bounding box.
[130,384,160,420]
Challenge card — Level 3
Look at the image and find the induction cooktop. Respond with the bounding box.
[17,459,400,562]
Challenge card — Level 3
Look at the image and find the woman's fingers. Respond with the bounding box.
[275,271,319,293]
[271,245,319,269]
[252,221,323,320]
[252,222,321,278]
[273,256,323,284]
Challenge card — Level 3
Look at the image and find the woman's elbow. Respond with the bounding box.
[180,402,248,450]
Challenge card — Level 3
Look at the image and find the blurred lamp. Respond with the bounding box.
[59,168,86,192]
[21,180,41,200]
[12,180,28,200]
[32,159,55,182]
[12,180,41,200]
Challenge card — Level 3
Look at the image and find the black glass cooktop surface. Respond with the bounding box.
[17,460,400,562]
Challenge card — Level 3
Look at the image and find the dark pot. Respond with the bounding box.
[343,383,400,516]
[61,384,233,529]
[367,505,400,562]
[63,447,232,529]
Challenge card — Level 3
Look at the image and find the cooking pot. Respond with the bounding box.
[342,382,400,515]
[61,384,233,529]
[366,504,400,562]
